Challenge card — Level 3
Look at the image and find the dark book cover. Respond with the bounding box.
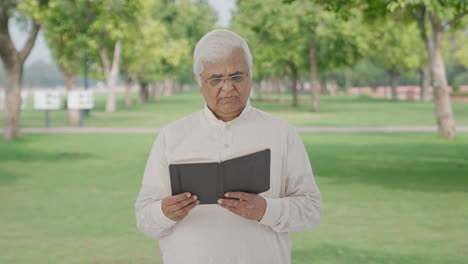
[169,149,270,204]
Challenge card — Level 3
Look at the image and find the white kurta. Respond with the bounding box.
[135,102,322,264]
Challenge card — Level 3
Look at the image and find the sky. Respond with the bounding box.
[9,0,236,66]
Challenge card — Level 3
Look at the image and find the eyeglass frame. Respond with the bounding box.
[200,72,250,89]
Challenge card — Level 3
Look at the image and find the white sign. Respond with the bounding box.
[1,90,29,110]
[68,90,94,110]
[34,90,62,110]
[21,91,28,110]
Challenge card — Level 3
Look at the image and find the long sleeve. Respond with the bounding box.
[135,129,176,239]
[260,126,322,233]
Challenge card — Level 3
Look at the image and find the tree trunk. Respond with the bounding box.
[320,79,327,95]
[272,76,280,100]
[430,26,456,139]
[260,79,267,100]
[329,79,338,96]
[389,71,400,101]
[125,81,133,108]
[3,65,22,140]
[417,8,455,138]
[288,61,298,107]
[174,82,181,94]
[124,73,136,108]
[344,69,351,92]
[266,78,274,100]
[164,79,174,96]
[99,40,122,113]
[64,72,80,126]
[419,64,431,101]
[0,15,40,140]
[309,41,320,112]
[152,82,160,102]
[417,7,433,103]
[278,78,286,104]
[139,82,149,104]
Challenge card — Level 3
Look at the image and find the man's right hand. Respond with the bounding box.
[161,192,200,222]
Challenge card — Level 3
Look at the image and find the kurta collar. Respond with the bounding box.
[203,99,252,127]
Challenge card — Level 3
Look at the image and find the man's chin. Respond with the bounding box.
[217,104,243,116]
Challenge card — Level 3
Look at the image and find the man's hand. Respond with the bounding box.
[161,192,199,222]
[218,192,266,221]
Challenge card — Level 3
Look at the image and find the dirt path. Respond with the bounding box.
[7,126,468,134]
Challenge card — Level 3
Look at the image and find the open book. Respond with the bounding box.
[169,149,271,204]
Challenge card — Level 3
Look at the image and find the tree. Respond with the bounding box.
[44,0,87,125]
[86,0,142,112]
[397,0,466,138]
[297,3,367,110]
[233,0,308,107]
[154,0,217,94]
[0,0,49,140]
[367,19,422,100]
[119,0,209,104]
[308,0,468,138]
[120,1,183,105]
[233,0,366,109]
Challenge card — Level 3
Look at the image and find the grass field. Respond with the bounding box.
[1,133,467,264]
[5,90,468,128]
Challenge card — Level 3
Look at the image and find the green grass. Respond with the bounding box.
[1,133,467,264]
[5,90,468,128]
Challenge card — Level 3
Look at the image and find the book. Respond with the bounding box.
[169,149,271,204]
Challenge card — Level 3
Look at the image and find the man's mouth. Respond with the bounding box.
[219,96,239,103]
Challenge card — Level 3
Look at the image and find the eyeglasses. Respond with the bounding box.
[201,73,249,89]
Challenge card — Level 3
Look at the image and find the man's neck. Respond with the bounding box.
[209,106,245,122]
[216,113,240,122]
[212,109,244,122]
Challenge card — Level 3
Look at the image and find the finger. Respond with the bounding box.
[167,195,198,212]
[173,200,200,218]
[225,192,255,201]
[218,198,238,207]
[173,195,198,212]
[166,192,192,206]
[218,198,248,208]
[220,204,249,218]
[220,204,240,213]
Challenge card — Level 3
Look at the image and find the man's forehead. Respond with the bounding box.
[203,62,247,76]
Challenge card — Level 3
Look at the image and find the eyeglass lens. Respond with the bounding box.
[208,74,245,87]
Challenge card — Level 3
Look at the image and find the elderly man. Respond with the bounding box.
[135,29,322,264]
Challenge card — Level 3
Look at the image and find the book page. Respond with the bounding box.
[224,147,269,161]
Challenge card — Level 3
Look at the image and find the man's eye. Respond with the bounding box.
[209,78,223,86]
[231,75,244,82]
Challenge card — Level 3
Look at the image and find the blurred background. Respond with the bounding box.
[1,0,467,263]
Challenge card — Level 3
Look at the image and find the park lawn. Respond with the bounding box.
[6,90,468,128]
[1,133,467,264]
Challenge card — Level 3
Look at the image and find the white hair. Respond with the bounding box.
[193,29,253,85]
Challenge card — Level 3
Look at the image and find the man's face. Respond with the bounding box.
[199,49,251,121]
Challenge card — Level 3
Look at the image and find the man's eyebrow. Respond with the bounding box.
[207,71,245,79]
[229,71,244,76]
[208,74,223,79]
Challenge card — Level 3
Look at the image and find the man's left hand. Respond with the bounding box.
[218,192,266,221]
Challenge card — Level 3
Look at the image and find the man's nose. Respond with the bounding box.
[220,78,235,91]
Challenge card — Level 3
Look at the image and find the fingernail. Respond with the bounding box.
[196,201,200,205]
[225,193,230,197]
[193,195,197,200]
[186,193,191,197]
[217,199,223,204]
